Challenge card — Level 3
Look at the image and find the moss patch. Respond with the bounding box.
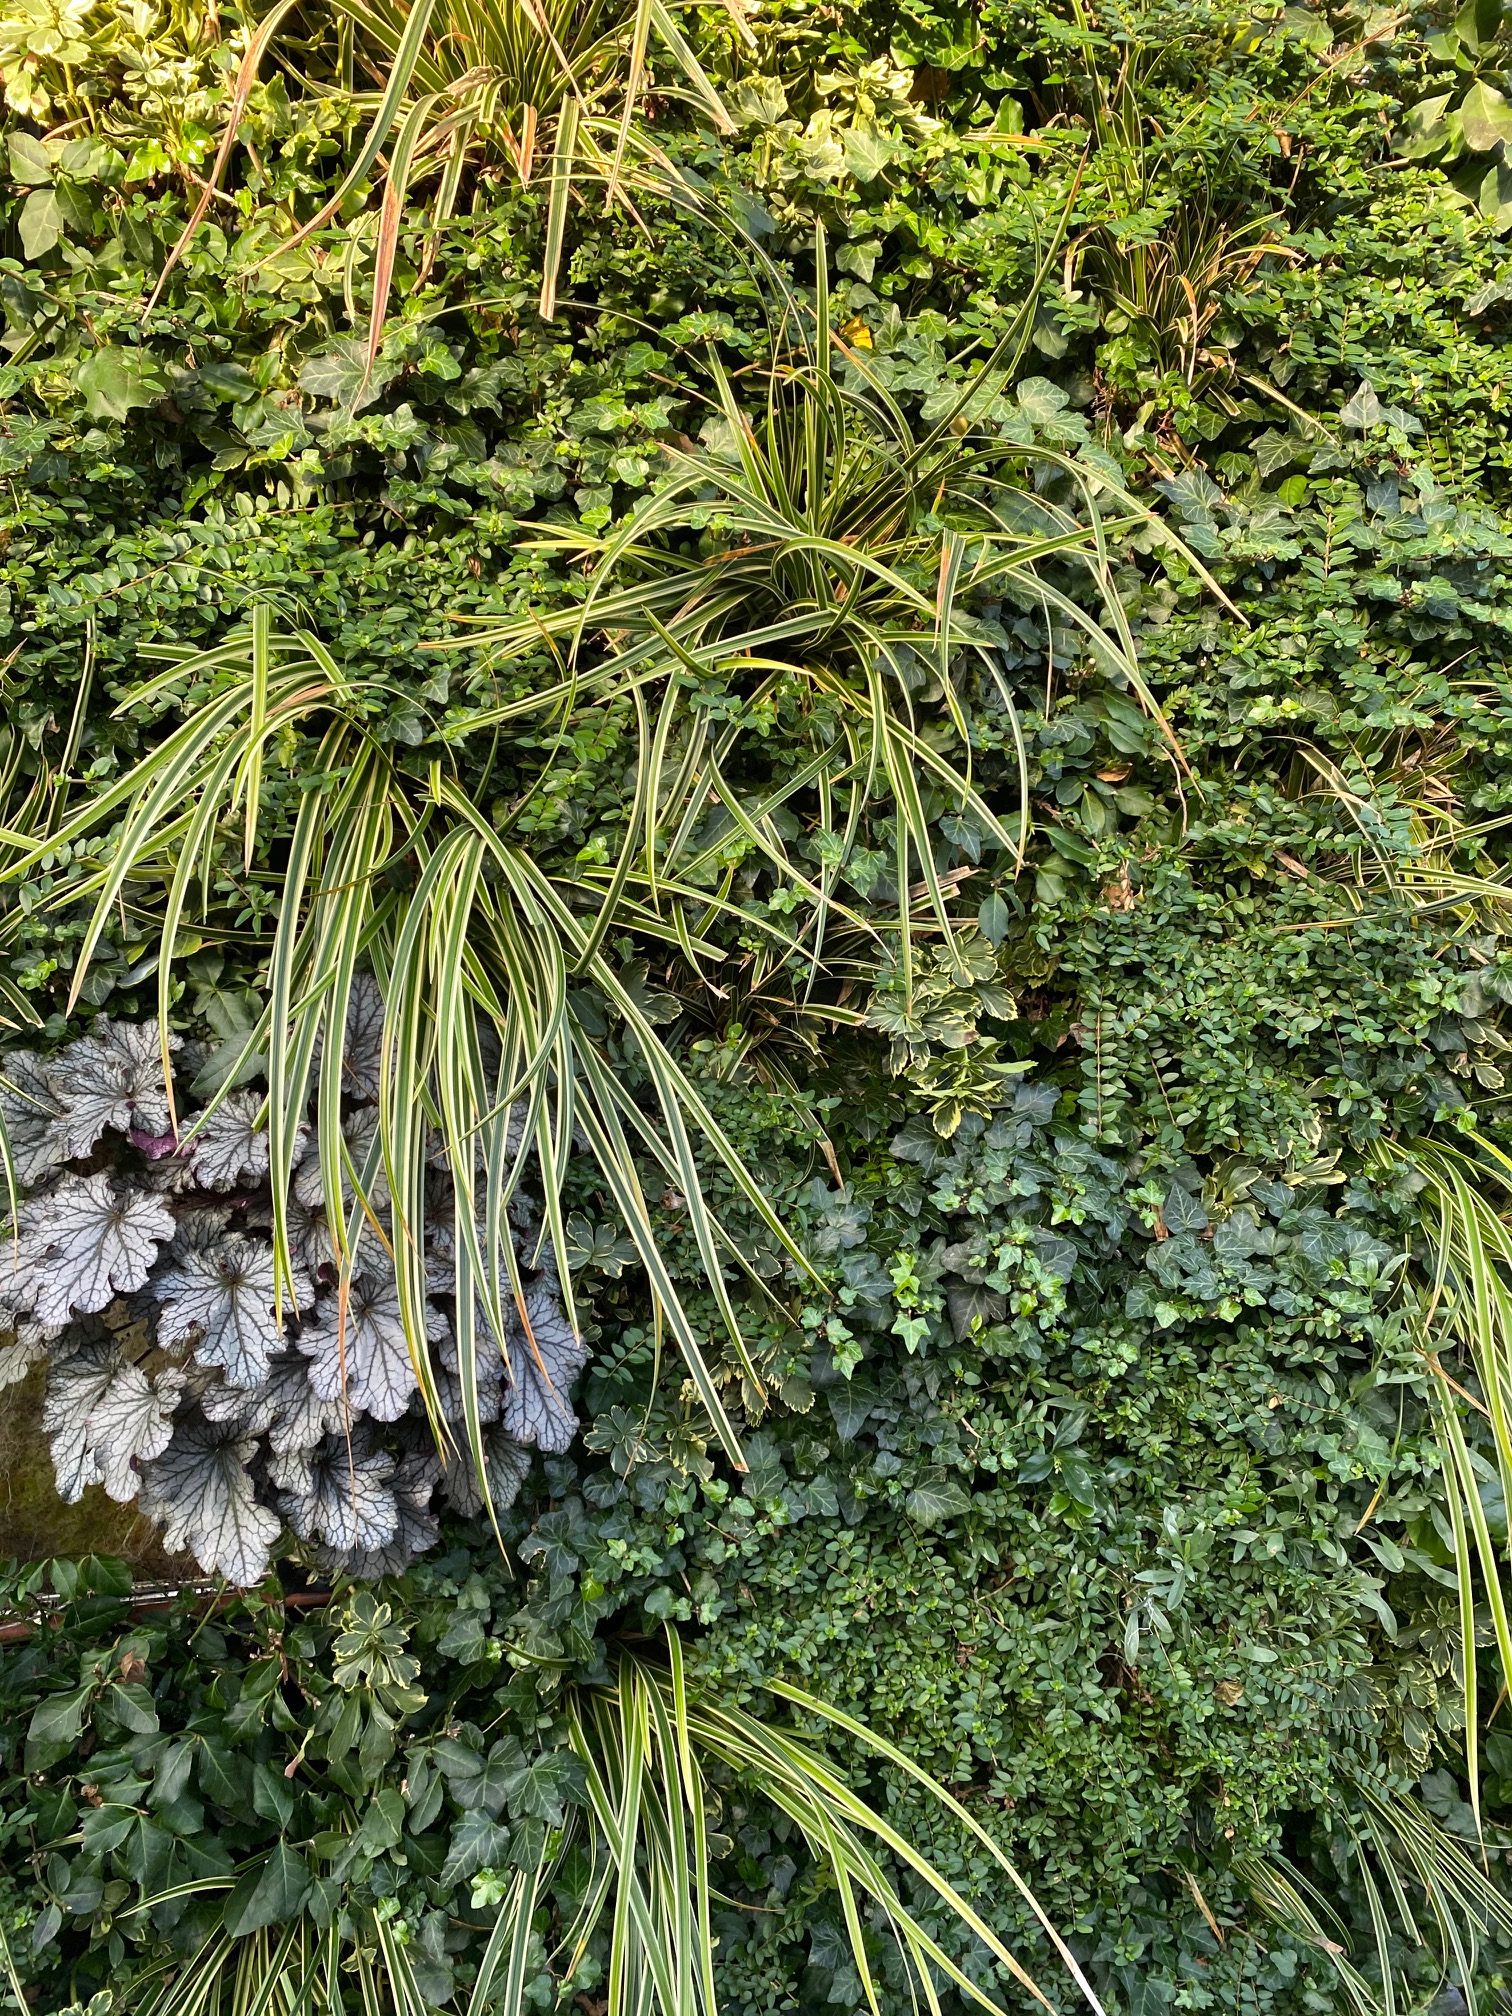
[0,1366,191,1573]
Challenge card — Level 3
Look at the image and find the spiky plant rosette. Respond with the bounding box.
[0,985,583,1584]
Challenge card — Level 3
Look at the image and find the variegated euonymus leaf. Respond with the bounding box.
[0,1005,577,1586]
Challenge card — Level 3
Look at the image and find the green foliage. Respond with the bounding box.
[0,1567,1087,2016]
[10,0,1512,2008]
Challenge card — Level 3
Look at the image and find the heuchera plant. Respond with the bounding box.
[0,984,584,1582]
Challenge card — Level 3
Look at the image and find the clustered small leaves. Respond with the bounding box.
[0,994,586,1583]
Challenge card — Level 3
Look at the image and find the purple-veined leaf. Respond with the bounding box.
[201,1349,345,1456]
[48,1020,179,1157]
[299,1267,439,1422]
[500,1278,586,1454]
[277,1433,398,1553]
[185,1091,272,1191]
[139,1412,281,1584]
[157,1236,300,1390]
[441,1425,530,1518]
[0,1052,71,1185]
[21,1174,175,1325]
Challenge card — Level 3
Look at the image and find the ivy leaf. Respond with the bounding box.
[1162,1183,1210,1236]
[977,892,1010,947]
[76,347,165,423]
[1339,381,1382,431]
[8,133,52,184]
[139,1414,281,1585]
[828,1381,876,1441]
[157,1237,293,1390]
[500,1280,587,1454]
[489,1738,582,1827]
[222,1843,312,1937]
[277,1437,399,1554]
[440,1811,511,1888]
[0,1052,71,1184]
[19,189,63,260]
[22,1174,175,1324]
[299,1269,435,1422]
[1399,90,1455,157]
[1016,375,1071,424]
[298,339,396,413]
[904,1473,972,1525]
[1460,78,1512,150]
[185,1092,271,1191]
[435,1739,512,1817]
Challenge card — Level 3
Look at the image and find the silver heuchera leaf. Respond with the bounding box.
[435,1363,502,1428]
[310,972,385,1107]
[86,1362,186,1501]
[295,1110,391,1236]
[41,1341,119,1501]
[316,1446,440,1578]
[0,1318,57,1390]
[340,972,385,1106]
[299,1269,439,1423]
[285,1187,337,1280]
[49,1019,179,1156]
[157,1236,298,1390]
[500,1279,587,1455]
[22,1174,175,1325]
[441,1426,530,1518]
[0,1052,71,1184]
[139,1412,281,1585]
[184,1091,271,1191]
[440,1304,506,1425]
[202,1351,345,1457]
[277,1435,398,1553]
[165,1205,234,1261]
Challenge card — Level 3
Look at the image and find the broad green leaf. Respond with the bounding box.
[19,188,63,260]
[1459,78,1512,150]
[1454,0,1504,51]
[24,1686,92,1773]
[222,1843,313,1936]
[904,1474,972,1525]
[8,133,52,184]
[76,347,164,422]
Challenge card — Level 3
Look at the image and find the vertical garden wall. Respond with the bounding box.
[6,0,1512,2008]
